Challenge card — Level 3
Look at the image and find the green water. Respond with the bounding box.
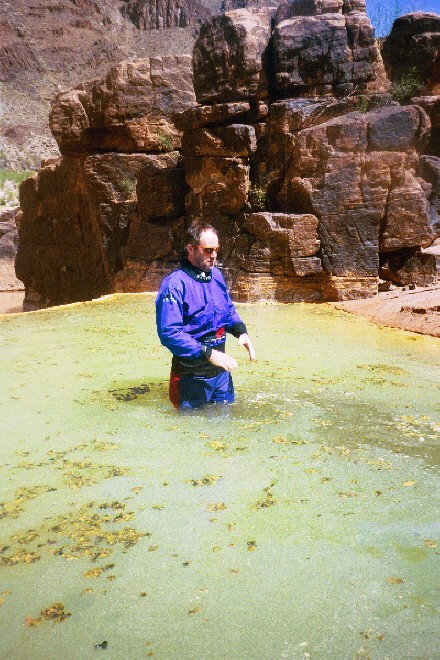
[0,294,439,659]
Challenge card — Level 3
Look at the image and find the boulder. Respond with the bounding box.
[381,173,435,252]
[49,57,196,155]
[382,13,440,95]
[271,10,381,98]
[267,97,358,132]
[252,97,361,205]
[366,105,430,152]
[380,248,437,286]
[192,8,275,104]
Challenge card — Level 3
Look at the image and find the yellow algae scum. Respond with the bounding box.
[0,294,439,658]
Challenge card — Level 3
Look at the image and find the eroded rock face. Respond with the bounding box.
[272,11,382,98]
[15,5,439,307]
[184,156,250,216]
[50,57,196,155]
[173,102,251,131]
[412,96,440,157]
[382,13,440,95]
[277,106,434,284]
[115,152,188,292]
[192,8,275,104]
[244,212,322,275]
[16,154,152,308]
[275,0,366,20]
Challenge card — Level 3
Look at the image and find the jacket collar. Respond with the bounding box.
[180,258,212,283]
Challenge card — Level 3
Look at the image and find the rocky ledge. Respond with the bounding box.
[14,1,440,309]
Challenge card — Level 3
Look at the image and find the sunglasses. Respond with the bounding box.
[194,246,220,255]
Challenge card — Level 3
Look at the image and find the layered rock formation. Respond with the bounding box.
[0,0,285,167]
[16,54,196,308]
[16,3,439,308]
[50,56,195,155]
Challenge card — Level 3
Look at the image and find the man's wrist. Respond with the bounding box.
[200,345,213,360]
[229,321,247,338]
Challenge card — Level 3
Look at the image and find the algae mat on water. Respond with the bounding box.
[0,293,439,659]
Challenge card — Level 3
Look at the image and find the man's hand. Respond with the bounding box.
[209,349,238,371]
[238,333,256,361]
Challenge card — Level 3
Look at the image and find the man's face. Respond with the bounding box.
[187,229,220,271]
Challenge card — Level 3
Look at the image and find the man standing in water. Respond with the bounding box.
[156,221,256,409]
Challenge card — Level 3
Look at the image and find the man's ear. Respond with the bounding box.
[186,243,194,257]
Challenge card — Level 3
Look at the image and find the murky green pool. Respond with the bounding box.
[1,294,439,659]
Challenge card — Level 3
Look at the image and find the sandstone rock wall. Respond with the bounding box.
[49,56,196,155]
[381,13,440,158]
[16,3,439,308]
[382,13,440,96]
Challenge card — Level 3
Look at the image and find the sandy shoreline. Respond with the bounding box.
[0,290,25,315]
[331,285,440,337]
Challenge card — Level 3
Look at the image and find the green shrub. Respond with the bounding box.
[390,68,423,104]
[0,169,34,188]
[249,186,267,212]
[121,177,136,196]
[156,132,174,152]
[0,168,34,207]
[356,95,371,113]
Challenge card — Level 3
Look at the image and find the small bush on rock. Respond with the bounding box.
[390,68,423,104]
[249,186,267,212]
[156,132,174,152]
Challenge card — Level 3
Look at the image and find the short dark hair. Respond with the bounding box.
[184,221,218,248]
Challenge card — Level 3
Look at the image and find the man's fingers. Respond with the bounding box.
[209,350,238,371]
[223,355,238,371]
[238,334,256,361]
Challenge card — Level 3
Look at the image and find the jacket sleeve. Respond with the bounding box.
[156,283,204,359]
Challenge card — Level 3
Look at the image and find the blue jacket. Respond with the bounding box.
[156,260,246,375]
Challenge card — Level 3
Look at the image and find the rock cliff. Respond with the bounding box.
[0,0,279,166]
[16,2,439,308]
